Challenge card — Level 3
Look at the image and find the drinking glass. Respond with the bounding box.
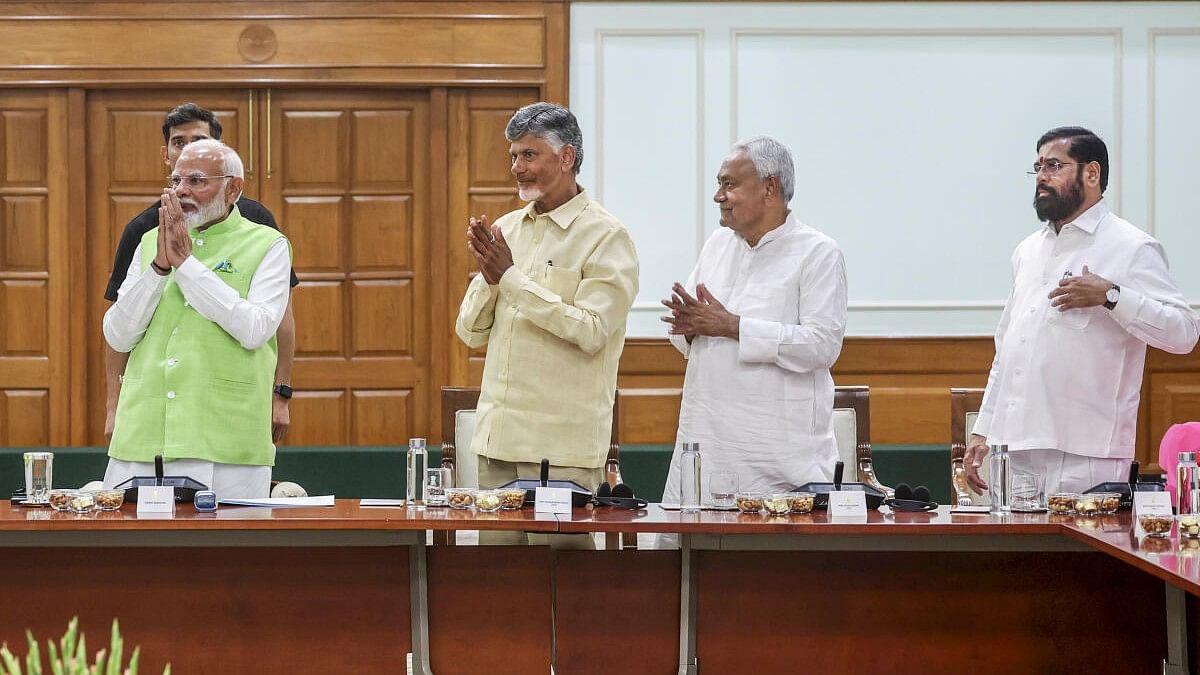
[709,472,738,509]
[424,467,451,507]
[1009,471,1045,512]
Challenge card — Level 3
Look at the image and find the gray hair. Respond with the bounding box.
[505,102,584,174]
[730,136,794,203]
[180,138,245,179]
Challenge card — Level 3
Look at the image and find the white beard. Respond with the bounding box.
[517,184,542,202]
[183,196,229,230]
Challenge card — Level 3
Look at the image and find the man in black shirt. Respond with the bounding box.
[103,102,298,443]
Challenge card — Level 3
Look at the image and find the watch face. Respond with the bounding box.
[1106,287,1120,303]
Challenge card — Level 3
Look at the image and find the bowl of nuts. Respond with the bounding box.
[446,488,474,510]
[1139,513,1173,537]
[1093,492,1122,515]
[735,493,764,514]
[1178,514,1200,539]
[788,492,815,514]
[499,488,527,510]
[763,494,791,516]
[473,489,502,513]
[47,489,73,511]
[93,489,125,511]
[1047,492,1079,514]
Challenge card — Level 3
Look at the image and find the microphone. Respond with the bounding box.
[540,458,549,487]
[154,454,165,486]
[894,483,913,500]
[886,482,937,512]
[912,486,931,503]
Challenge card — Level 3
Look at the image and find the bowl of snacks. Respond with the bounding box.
[47,489,73,512]
[763,494,791,516]
[787,492,815,514]
[93,489,125,511]
[473,489,502,513]
[499,488,527,510]
[1178,514,1200,539]
[735,493,764,514]
[68,491,95,514]
[1047,492,1079,514]
[1073,493,1104,516]
[1139,513,1173,538]
[446,488,474,510]
[1094,492,1122,515]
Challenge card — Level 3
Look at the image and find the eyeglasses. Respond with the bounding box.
[1027,160,1084,176]
[166,174,235,190]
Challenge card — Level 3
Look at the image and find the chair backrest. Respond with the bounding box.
[832,386,870,472]
[950,388,988,506]
[440,386,620,490]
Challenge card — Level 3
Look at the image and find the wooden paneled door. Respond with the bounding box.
[0,90,69,445]
[85,90,255,445]
[261,89,431,445]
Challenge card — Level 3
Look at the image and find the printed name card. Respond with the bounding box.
[828,490,868,518]
[534,487,572,515]
[137,486,175,514]
[1134,491,1172,517]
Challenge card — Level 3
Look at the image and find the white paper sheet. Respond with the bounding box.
[359,498,407,508]
[219,495,336,507]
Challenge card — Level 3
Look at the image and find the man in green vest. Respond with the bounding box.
[102,139,292,498]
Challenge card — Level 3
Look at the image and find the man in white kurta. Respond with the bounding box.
[660,137,848,513]
[966,127,1199,495]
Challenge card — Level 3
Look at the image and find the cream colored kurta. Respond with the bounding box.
[455,189,639,468]
[662,213,847,503]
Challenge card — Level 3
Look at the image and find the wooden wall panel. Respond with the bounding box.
[266,89,430,444]
[0,90,67,446]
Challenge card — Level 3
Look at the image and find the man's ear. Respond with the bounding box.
[226,176,245,204]
[1085,161,1102,188]
[559,145,576,173]
[161,145,170,168]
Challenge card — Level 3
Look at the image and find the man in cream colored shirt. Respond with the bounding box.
[659,137,847,528]
[966,127,1199,495]
[455,102,639,546]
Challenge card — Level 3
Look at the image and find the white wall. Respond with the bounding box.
[570,2,1200,337]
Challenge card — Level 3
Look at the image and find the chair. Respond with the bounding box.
[949,388,988,506]
[438,386,627,548]
[833,385,893,499]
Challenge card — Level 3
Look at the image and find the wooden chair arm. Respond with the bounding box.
[856,443,894,500]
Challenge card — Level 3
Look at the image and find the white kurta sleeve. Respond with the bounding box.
[738,243,847,373]
[1108,242,1200,354]
[103,242,169,353]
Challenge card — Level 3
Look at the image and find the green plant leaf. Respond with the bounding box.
[1,642,23,675]
[47,641,62,675]
[25,631,40,675]
[91,648,105,674]
[160,664,169,675]
[126,646,139,675]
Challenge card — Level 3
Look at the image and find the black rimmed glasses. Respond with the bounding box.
[1027,160,1084,176]
[166,174,235,190]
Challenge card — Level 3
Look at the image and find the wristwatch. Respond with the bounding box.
[273,384,293,400]
[1103,284,1120,311]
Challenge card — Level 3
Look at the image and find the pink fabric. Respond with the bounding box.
[1160,422,1200,501]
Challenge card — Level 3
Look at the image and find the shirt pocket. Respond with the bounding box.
[1049,306,1094,330]
[538,264,582,304]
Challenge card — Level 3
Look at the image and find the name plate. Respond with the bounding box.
[137,486,175,514]
[1134,491,1172,517]
[534,487,572,515]
[829,490,868,518]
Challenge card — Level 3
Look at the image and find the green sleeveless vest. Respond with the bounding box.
[109,206,286,466]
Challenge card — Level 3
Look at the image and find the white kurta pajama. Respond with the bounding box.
[660,213,848,513]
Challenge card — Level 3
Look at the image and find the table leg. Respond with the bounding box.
[1164,582,1189,675]
[678,534,698,675]
[410,537,433,675]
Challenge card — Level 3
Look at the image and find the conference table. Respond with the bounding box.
[0,501,1195,674]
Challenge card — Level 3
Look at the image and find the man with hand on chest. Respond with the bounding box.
[103,139,292,499]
